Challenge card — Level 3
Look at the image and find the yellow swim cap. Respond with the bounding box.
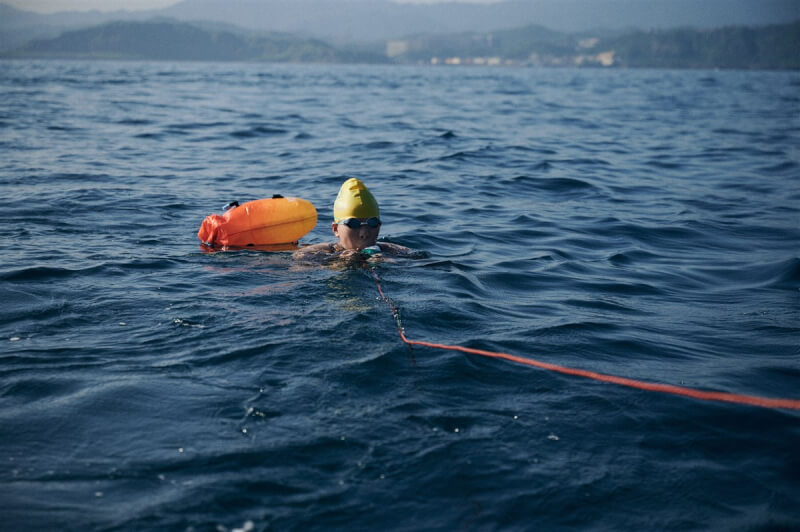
[333,178,380,222]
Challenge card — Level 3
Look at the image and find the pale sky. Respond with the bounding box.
[7,0,503,14]
[6,0,181,13]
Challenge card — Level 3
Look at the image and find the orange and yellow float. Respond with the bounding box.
[198,195,317,247]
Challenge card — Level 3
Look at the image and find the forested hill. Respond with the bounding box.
[602,21,800,69]
[3,20,384,63]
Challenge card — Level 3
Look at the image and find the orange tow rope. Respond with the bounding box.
[371,270,800,411]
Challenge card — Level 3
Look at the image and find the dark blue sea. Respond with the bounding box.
[1,60,799,531]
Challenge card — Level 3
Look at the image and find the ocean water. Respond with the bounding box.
[1,60,798,531]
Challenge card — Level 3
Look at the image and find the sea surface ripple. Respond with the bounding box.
[1,61,799,531]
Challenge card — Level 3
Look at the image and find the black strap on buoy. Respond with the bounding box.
[223,196,282,212]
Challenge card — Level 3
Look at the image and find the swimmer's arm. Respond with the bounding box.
[376,242,416,256]
[293,242,334,259]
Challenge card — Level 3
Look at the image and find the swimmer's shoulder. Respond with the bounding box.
[293,241,425,260]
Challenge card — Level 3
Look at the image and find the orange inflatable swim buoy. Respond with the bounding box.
[198,195,317,247]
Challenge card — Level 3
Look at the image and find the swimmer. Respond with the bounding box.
[293,178,417,261]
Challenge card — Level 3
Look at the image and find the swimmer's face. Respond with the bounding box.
[332,218,381,251]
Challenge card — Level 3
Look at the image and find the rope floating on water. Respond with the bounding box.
[371,270,800,411]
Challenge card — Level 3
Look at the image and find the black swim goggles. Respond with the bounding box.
[337,217,381,229]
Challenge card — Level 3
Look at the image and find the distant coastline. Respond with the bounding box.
[2,18,799,70]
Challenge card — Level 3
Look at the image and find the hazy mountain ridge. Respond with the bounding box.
[391,21,800,69]
[0,3,159,50]
[3,19,383,63]
[2,0,799,50]
[155,0,800,41]
[603,22,800,70]
[4,17,798,70]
